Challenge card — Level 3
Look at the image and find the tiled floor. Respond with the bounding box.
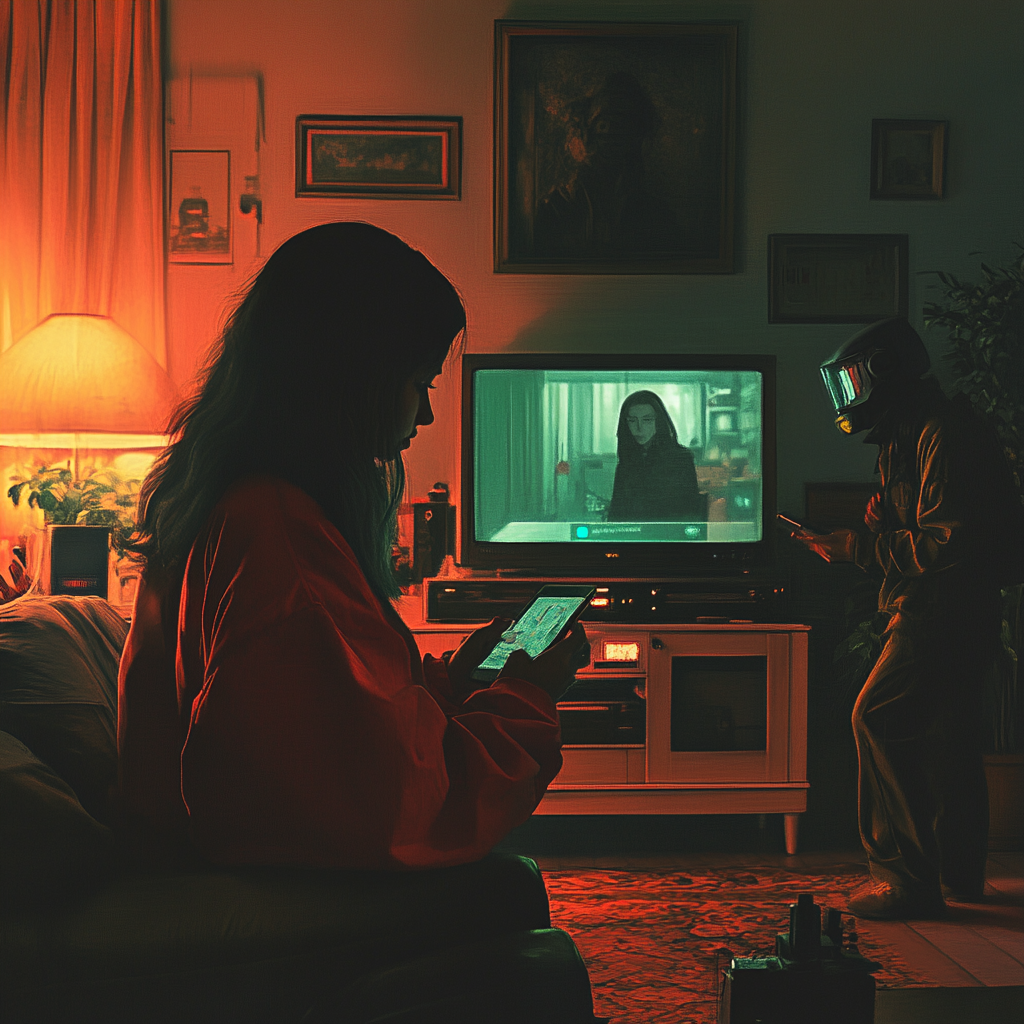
[858,852,1024,989]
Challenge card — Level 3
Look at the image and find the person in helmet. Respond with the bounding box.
[789,316,1018,920]
[819,316,932,437]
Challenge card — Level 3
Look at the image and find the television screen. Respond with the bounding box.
[462,355,776,575]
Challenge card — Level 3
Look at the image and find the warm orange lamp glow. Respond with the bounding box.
[0,314,179,463]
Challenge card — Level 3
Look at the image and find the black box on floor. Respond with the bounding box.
[721,894,878,1024]
[720,960,875,1024]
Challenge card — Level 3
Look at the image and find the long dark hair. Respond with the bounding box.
[130,222,466,601]
[615,390,678,461]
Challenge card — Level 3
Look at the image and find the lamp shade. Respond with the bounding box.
[0,314,179,447]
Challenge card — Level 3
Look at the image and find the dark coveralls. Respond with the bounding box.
[850,389,1010,897]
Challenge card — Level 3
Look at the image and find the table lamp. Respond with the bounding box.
[0,313,179,598]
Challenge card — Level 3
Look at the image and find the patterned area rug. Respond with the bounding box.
[544,864,934,1024]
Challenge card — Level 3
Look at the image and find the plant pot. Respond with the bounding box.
[985,752,1024,850]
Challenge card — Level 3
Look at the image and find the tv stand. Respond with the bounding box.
[400,599,810,855]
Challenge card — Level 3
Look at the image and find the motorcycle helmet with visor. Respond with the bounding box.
[820,317,930,434]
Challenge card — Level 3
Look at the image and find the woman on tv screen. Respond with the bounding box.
[607,390,703,522]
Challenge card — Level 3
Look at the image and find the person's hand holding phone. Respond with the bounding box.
[499,622,590,704]
[778,512,858,563]
[790,527,859,563]
[444,617,514,701]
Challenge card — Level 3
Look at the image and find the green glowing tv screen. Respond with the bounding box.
[461,354,776,574]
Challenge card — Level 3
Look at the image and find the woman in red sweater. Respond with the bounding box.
[118,222,586,868]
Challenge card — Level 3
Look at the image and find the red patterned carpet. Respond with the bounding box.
[544,864,934,1024]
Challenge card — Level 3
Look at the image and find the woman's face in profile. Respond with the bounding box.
[626,403,657,447]
[394,365,441,452]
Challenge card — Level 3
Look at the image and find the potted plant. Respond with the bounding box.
[924,245,1024,848]
[6,464,142,602]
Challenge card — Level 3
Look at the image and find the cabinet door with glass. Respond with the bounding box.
[646,630,795,784]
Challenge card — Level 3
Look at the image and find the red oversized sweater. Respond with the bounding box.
[117,477,563,869]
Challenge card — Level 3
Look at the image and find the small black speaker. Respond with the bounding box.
[411,501,456,582]
[50,526,110,598]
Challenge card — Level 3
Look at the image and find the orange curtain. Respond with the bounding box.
[0,0,165,365]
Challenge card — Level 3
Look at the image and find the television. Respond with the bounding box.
[460,353,776,577]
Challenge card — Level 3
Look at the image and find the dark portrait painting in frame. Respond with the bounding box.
[495,21,737,275]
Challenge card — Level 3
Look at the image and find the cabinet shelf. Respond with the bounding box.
[406,618,811,853]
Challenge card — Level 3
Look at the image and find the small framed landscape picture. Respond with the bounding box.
[295,116,462,199]
[768,234,909,324]
[168,150,231,264]
[870,119,947,200]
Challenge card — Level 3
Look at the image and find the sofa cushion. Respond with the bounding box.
[1,852,559,1023]
[2,928,595,1024]
[338,927,596,1024]
[0,596,126,822]
[2,852,551,981]
[0,730,114,910]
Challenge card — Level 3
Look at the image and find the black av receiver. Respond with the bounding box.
[424,574,786,624]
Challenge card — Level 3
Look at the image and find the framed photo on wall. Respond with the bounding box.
[768,234,909,324]
[870,119,947,200]
[495,21,737,274]
[295,116,462,199]
[168,150,231,264]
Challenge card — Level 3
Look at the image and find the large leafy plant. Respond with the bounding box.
[7,464,142,559]
[923,246,1024,753]
[923,247,1024,495]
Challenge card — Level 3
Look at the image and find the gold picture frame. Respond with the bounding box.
[295,116,461,200]
[495,21,738,274]
[870,119,947,200]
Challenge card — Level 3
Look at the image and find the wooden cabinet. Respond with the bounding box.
[646,629,798,785]
[403,609,810,854]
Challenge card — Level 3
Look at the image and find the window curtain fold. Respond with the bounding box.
[0,0,165,365]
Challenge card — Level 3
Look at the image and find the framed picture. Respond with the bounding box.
[495,21,737,274]
[295,116,461,199]
[168,150,231,264]
[768,234,909,324]
[870,119,947,200]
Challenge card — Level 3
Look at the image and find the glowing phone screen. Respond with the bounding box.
[477,596,588,672]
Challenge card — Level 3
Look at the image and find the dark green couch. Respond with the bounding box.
[0,596,598,1023]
